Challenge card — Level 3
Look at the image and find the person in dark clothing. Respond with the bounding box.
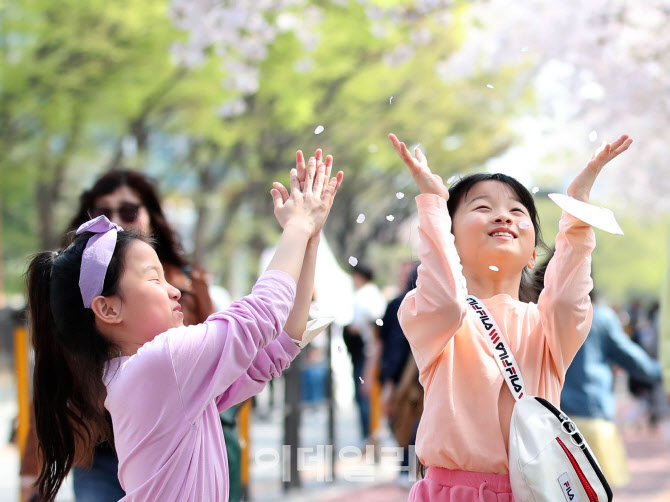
[379,264,421,483]
[379,265,418,390]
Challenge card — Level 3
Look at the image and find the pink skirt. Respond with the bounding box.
[409,467,514,502]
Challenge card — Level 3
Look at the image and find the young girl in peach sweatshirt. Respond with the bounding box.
[388,133,632,501]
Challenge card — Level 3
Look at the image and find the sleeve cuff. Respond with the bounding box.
[277,331,302,357]
[416,193,448,210]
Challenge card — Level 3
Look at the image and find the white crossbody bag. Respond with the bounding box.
[467,295,612,502]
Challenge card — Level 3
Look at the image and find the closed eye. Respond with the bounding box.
[474,205,491,211]
[511,207,526,214]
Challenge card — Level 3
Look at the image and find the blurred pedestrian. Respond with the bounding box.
[379,264,421,485]
[559,289,661,485]
[626,299,667,428]
[342,263,386,443]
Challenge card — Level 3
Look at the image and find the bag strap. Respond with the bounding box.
[466,295,526,401]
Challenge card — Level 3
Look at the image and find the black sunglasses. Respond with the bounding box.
[92,202,142,224]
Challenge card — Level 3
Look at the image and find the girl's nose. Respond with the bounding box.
[168,284,182,301]
[493,213,513,224]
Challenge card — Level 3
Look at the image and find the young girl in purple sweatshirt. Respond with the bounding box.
[27,151,342,501]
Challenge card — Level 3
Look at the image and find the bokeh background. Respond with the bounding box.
[2,0,668,304]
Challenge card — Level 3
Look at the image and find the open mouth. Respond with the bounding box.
[489,228,517,239]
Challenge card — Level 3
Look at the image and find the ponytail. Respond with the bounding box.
[26,232,139,499]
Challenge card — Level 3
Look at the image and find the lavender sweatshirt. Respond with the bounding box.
[103,270,300,501]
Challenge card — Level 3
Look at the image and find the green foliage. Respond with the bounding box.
[1,0,533,297]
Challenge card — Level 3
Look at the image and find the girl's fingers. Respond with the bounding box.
[313,162,326,195]
[315,149,322,166]
[296,151,306,183]
[289,168,301,194]
[609,135,628,152]
[335,170,344,192]
[270,188,284,210]
[324,154,333,179]
[322,155,334,195]
[612,137,632,157]
[323,171,344,206]
[273,181,290,203]
[415,146,427,165]
[305,156,316,194]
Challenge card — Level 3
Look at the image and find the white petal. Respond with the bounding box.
[348,256,358,266]
[314,125,325,134]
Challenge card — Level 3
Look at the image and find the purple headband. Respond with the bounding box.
[75,216,124,308]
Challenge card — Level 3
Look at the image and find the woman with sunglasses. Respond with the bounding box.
[20,169,220,501]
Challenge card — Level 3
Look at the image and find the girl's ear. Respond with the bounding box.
[91,296,123,325]
[527,250,537,270]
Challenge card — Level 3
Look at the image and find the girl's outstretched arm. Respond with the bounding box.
[272,150,343,341]
[161,157,342,420]
[388,133,467,371]
[538,135,632,375]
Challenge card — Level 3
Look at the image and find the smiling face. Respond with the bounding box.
[113,240,183,347]
[451,180,537,275]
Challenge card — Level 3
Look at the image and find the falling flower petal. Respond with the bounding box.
[389,96,394,104]
[348,256,358,266]
[489,265,499,272]
[486,84,494,89]
[386,215,395,221]
[356,213,366,223]
[376,319,384,326]
[314,125,324,134]
[588,130,598,142]
[519,221,531,229]
[396,192,405,199]
[447,175,458,184]
[532,186,540,194]
[359,376,365,384]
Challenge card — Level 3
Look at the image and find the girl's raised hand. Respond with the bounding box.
[271,151,343,235]
[567,134,633,202]
[388,133,449,200]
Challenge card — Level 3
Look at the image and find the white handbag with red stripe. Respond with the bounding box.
[467,295,612,502]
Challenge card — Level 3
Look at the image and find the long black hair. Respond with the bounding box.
[27,230,144,499]
[65,169,186,269]
[447,173,549,302]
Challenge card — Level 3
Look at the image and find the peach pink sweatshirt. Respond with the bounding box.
[398,194,595,475]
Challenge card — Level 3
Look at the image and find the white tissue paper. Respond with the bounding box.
[299,317,335,348]
[548,193,624,235]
